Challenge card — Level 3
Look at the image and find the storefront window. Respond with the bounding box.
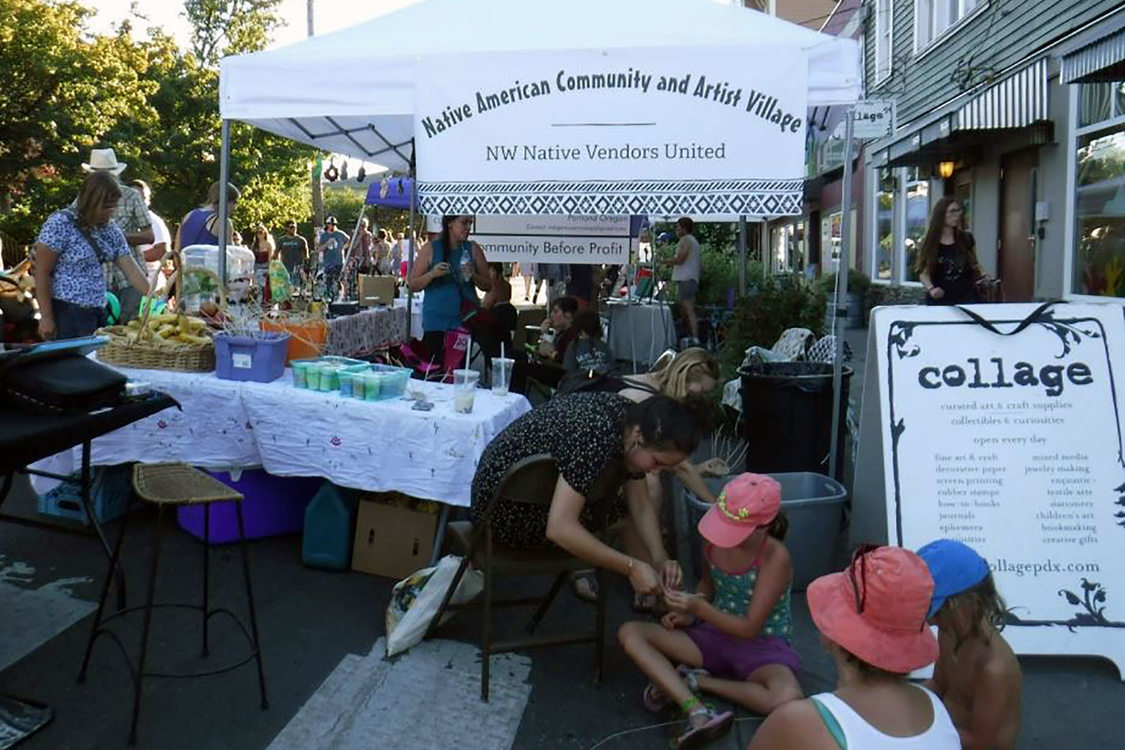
[875,169,895,280]
[1079,82,1114,127]
[1074,126,1125,298]
[904,167,930,282]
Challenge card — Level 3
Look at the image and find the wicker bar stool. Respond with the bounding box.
[78,462,268,745]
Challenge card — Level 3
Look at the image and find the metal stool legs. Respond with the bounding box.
[78,506,133,683]
[129,505,166,745]
[235,502,269,710]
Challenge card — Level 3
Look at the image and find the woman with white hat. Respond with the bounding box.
[748,546,960,749]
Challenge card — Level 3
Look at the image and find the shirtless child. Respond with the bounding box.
[918,539,1022,750]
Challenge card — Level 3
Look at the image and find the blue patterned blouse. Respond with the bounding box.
[37,209,129,307]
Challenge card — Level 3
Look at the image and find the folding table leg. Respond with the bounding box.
[428,504,451,566]
[77,441,127,610]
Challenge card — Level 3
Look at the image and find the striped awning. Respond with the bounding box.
[1062,24,1125,84]
[955,59,1048,131]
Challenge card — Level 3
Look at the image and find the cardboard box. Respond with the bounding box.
[352,496,438,580]
[358,274,396,307]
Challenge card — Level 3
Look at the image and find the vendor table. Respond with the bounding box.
[33,367,530,508]
[606,300,677,368]
[325,305,409,357]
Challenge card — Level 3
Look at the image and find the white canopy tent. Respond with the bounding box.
[220,0,860,175]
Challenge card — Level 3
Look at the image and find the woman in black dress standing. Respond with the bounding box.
[470,393,702,598]
[916,197,984,305]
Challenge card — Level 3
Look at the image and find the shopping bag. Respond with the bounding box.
[384,554,483,657]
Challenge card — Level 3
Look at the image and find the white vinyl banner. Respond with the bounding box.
[872,303,1125,676]
[473,215,630,264]
[414,45,808,217]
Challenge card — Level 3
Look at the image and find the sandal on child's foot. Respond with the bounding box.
[570,572,599,604]
[641,682,669,713]
[677,708,734,749]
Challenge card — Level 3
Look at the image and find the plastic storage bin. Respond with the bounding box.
[214,331,291,382]
[685,472,848,591]
[341,363,412,401]
[739,362,853,480]
[302,483,359,570]
[261,318,329,364]
[37,464,132,525]
[176,470,322,545]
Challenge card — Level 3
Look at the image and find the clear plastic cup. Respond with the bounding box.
[491,357,514,397]
[291,361,309,388]
[363,372,382,401]
[452,369,480,414]
[305,362,321,390]
[338,370,354,398]
[319,364,338,392]
[351,370,367,399]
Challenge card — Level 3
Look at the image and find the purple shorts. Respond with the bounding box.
[684,622,801,681]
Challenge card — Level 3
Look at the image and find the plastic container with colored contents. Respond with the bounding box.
[260,318,329,364]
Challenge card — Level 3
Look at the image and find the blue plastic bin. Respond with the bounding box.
[215,331,291,382]
[302,483,359,570]
[176,469,322,545]
[685,472,848,591]
[37,464,132,525]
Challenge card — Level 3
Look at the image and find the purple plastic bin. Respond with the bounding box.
[176,469,323,545]
[215,331,291,382]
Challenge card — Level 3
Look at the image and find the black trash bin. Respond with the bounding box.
[739,361,853,480]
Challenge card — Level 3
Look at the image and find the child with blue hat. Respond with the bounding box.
[917,539,1023,750]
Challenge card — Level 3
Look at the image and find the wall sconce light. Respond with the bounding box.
[938,161,956,179]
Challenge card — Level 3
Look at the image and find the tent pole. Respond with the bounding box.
[407,151,417,335]
[828,108,854,482]
[738,216,748,298]
[218,119,231,292]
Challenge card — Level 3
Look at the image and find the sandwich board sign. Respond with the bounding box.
[852,302,1125,677]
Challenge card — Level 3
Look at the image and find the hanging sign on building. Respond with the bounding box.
[474,215,630,265]
[414,45,808,217]
[852,302,1125,678]
[851,99,896,140]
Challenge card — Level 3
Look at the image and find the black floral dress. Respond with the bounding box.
[470,391,631,549]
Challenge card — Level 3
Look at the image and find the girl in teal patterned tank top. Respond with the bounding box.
[619,474,804,749]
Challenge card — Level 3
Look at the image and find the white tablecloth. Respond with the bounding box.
[35,366,530,507]
[607,301,677,367]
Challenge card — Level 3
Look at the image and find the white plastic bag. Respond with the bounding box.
[385,555,483,657]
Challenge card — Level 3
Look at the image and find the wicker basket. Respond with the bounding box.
[96,263,223,372]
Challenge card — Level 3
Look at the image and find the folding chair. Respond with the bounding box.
[427,454,626,700]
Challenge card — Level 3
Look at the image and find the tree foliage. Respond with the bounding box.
[184,0,286,67]
[0,0,152,240]
[0,0,314,253]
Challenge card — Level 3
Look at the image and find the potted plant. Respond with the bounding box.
[816,269,871,328]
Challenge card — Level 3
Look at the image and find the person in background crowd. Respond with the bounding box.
[748,546,959,750]
[344,218,374,299]
[317,216,349,301]
[522,261,545,304]
[670,217,701,346]
[71,148,153,324]
[175,181,240,251]
[620,474,804,748]
[537,295,579,363]
[563,308,613,377]
[275,220,309,290]
[250,224,275,293]
[917,197,983,306]
[481,262,512,310]
[407,214,492,363]
[232,230,244,245]
[567,263,595,307]
[917,539,1022,750]
[392,231,405,277]
[35,172,150,339]
[132,179,171,296]
[375,228,394,275]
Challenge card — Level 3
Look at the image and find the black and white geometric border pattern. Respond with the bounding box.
[417,179,803,216]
